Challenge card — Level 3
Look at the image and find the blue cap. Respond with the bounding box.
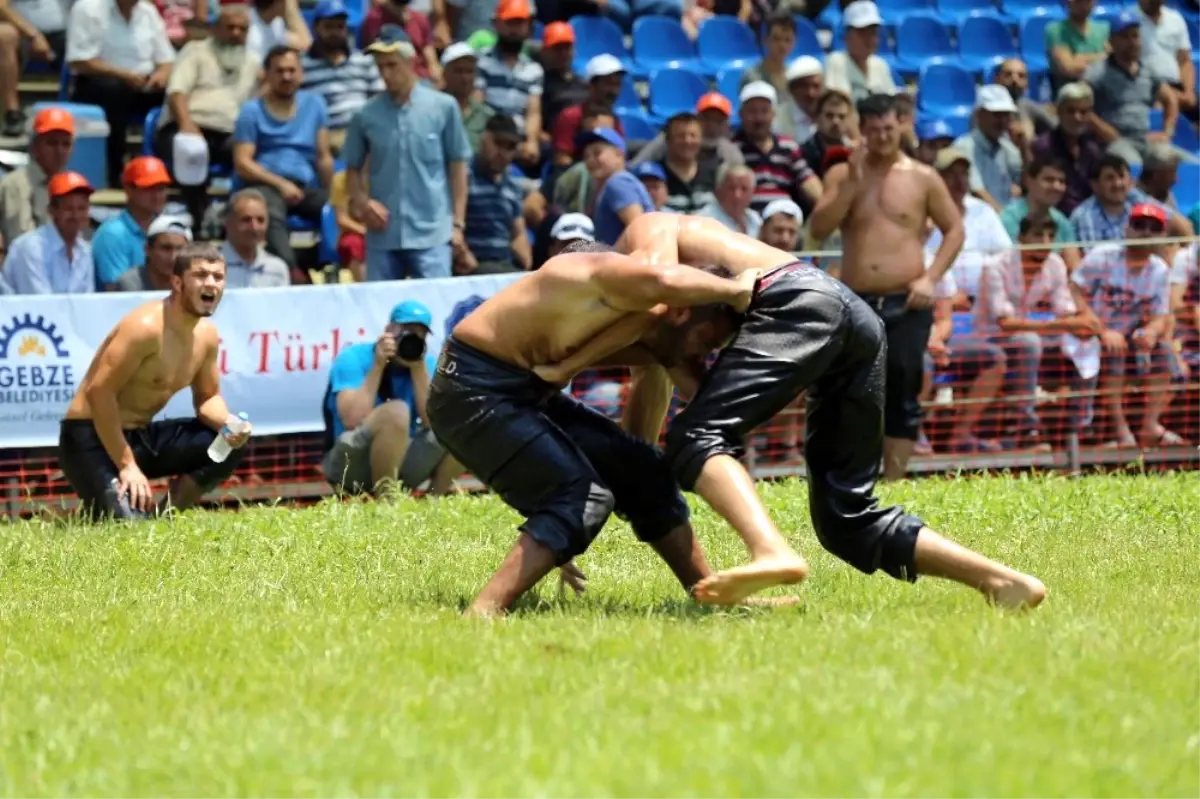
[366,24,415,54]
[576,126,626,155]
[1111,10,1140,34]
[916,118,954,142]
[631,161,666,182]
[313,0,348,19]
[389,300,432,329]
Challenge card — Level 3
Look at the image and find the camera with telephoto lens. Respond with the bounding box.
[396,330,427,362]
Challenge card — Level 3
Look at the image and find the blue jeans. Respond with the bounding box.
[366,241,452,281]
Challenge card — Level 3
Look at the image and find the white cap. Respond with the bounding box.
[739,80,778,106]
[586,53,625,80]
[977,84,1018,113]
[843,0,883,28]
[171,132,209,187]
[147,214,193,241]
[440,42,477,66]
[550,212,595,242]
[761,198,803,225]
[785,55,823,83]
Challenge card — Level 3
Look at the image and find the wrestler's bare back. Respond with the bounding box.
[65,299,219,428]
[831,156,941,294]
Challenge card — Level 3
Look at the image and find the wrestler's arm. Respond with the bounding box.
[672,215,795,275]
[615,212,682,265]
[83,320,157,470]
[924,166,966,283]
[190,325,233,433]
[591,253,754,310]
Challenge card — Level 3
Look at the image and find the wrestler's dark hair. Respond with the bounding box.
[173,242,225,276]
[856,93,898,122]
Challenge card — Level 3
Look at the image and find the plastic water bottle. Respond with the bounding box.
[208,412,250,463]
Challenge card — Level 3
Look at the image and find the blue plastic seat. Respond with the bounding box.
[787,14,825,59]
[648,68,708,121]
[874,0,933,25]
[894,12,954,77]
[918,62,977,116]
[633,15,702,77]
[951,311,975,340]
[1019,11,1064,73]
[816,3,842,30]
[319,204,339,266]
[142,106,161,155]
[997,0,1059,25]
[568,16,636,76]
[613,75,644,115]
[1173,118,1200,154]
[938,0,997,24]
[697,16,762,77]
[618,111,660,141]
[1175,162,1199,213]
[716,68,744,115]
[956,12,1017,77]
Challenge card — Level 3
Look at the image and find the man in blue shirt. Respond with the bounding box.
[579,127,654,245]
[322,300,461,496]
[93,156,171,289]
[233,44,335,269]
[458,114,530,274]
[0,171,94,295]
[344,25,472,281]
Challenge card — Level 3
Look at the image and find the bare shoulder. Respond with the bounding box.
[196,318,221,348]
[903,157,939,185]
[115,300,165,348]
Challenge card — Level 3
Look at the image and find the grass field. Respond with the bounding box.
[0,473,1197,797]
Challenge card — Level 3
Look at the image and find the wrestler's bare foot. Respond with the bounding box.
[691,556,809,605]
[982,573,1048,610]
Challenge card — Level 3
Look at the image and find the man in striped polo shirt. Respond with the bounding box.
[300,0,384,150]
[456,115,531,274]
[732,81,823,218]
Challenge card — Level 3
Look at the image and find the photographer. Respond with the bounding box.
[321,300,461,497]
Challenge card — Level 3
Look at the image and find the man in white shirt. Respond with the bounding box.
[0,171,94,295]
[824,0,897,105]
[775,55,823,144]
[219,188,291,288]
[1136,0,1197,121]
[67,0,177,186]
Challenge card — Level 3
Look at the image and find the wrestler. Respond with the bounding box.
[58,242,251,519]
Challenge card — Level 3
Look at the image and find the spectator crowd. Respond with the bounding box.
[0,0,1196,477]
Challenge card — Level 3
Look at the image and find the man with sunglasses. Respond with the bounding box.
[1069,203,1186,449]
[455,114,531,275]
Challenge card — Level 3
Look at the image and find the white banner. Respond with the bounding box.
[0,274,523,448]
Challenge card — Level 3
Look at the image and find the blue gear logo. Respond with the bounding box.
[0,314,69,359]
[444,295,486,338]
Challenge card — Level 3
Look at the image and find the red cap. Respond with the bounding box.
[33,107,75,137]
[1130,202,1167,226]
[495,0,532,20]
[543,21,575,47]
[696,92,732,116]
[822,145,852,173]
[122,156,172,189]
[47,171,93,198]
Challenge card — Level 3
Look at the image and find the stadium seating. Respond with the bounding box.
[647,67,708,121]
[1019,11,1065,75]
[614,76,644,116]
[632,16,703,78]
[937,0,997,24]
[697,16,762,77]
[618,111,660,141]
[716,68,744,114]
[894,13,954,77]
[568,15,634,76]
[318,204,339,267]
[1176,162,1199,213]
[956,13,1017,77]
[787,15,826,60]
[918,62,977,118]
[874,0,933,25]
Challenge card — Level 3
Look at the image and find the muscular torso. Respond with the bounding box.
[837,157,932,295]
[65,301,214,428]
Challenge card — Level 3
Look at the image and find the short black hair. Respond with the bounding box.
[816,88,852,114]
[173,242,224,276]
[1019,214,1058,236]
[1027,155,1068,178]
[263,44,298,71]
[485,114,520,139]
[764,10,796,36]
[1091,152,1130,181]
[857,93,897,122]
[666,112,700,134]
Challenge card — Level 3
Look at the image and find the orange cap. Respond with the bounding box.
[47,171,93,198]
[122,156,172,189]
[696,92,732,116]
[542,21,575,47]
[33,107,75,137]
[495,0,532,20]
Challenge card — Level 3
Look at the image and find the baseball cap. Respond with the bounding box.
[696,92,732,116]
[389,300,433,329]
[495,0,533,21]
[586,53,625,81]
[366,25,416,56]
[762,198,803,225]
[976,84,1018,114]
[172,132,210,187]
[577,126,626,154]
[631,161,667,182]
[740,80,778,106]
[916,117,955,142]
[147,215,194,241]
[312,0,348,20]
[934,147,971,172]
[1130,202,1167,226]
[785,55,823,83]
[32,107,74,137]
[440,41,477,66]
[123,156,172,189]
[543,21,574,47]
[47,171,93,198]
[1111,10,1140,34]
[843,0,883,29]
[550,212,595,242]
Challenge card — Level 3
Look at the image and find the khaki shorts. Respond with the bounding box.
[322,424,446,494]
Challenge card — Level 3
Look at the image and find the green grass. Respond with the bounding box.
[1,474,1197,797]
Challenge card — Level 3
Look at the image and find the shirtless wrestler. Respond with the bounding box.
[58,242,251,519]
[808,93,966,479]
[536,212,1046,611]
[425,243,769,618]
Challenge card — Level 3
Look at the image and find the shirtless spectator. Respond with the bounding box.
[1070,204,1184,448]
[808,93,965,479]
[0,107,73,249]
[57,242,251,520]
[114,216,193,292]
